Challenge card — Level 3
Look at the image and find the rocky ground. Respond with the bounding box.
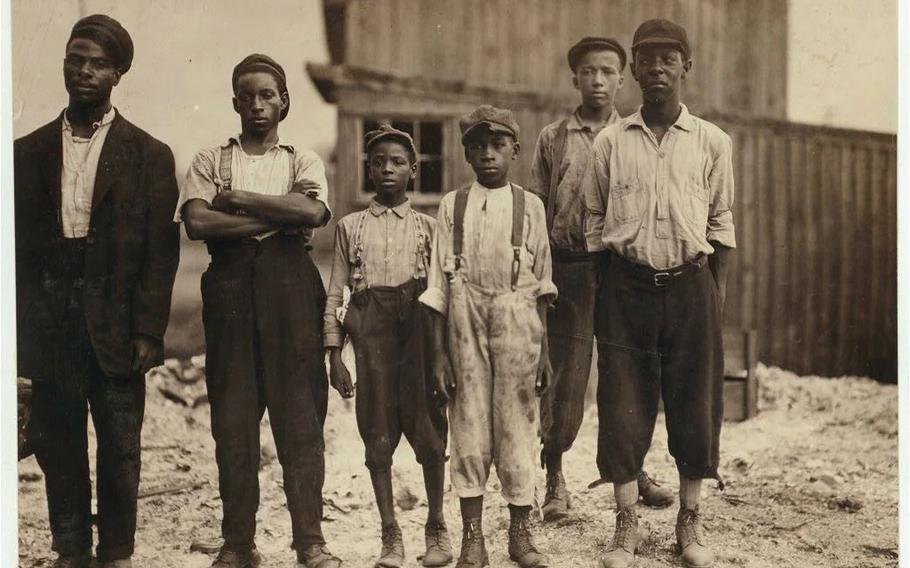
[18,363,898,568]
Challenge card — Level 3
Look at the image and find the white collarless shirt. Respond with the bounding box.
[60,107,116,238]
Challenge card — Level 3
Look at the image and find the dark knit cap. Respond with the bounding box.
[365,123,418,162]
[567,36,627,71]
[68,14,134,74]
[232,53,290,120]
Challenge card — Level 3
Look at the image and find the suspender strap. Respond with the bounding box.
[218,144,233,192]
[545,118,569,231]
[350,209,369,286]
[452,186,470,271]
[510,183,525,291]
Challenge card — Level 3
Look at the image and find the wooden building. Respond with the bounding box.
[307,0,897,380]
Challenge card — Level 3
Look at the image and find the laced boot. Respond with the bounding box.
[599,507,642,568]
[540,472,570,522]
[375,523,405,568]
[422,519,454,566]
[455,517,488,568]
[637,471,674,509]
[298,544,342,568]
[508,506,549,568]
[676,506,713,568]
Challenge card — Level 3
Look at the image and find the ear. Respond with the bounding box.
[410,161,418,179]
[617,74,625,89]
[572,73,580,91]
[682,58,693,77]
[112,70,122,87]
[511,141,521,160]
[232,96,240,114]
[280,91,289,112]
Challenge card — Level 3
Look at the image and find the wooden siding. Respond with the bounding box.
[332,0,788,119]
[326,87,896,380]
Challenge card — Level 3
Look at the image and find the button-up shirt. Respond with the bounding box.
[420,181,558,316]
[60,106,116,238]
[323,198,436,348]
[176,135,330,239]
[584,104,736,269]
[528,107,619,252]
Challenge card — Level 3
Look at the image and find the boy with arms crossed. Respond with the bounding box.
[324,124,452,568]
[177,54,340,568]
[528,36,674,522]
[422,106,555,568]
[584,20,735,568]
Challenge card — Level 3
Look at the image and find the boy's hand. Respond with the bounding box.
[328,348,355,399]
[433,355,455,406]
[535,350,552,396]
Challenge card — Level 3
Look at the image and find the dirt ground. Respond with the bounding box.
[18,363,898,568]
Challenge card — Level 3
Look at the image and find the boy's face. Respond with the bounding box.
[632,44,691,105]
[464,130,520,189]
[63,37,121,106]
[368,140,416,197]
[573,49,624,111]
[233,71,287,134]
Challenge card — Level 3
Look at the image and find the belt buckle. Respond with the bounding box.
[653,271,671,287]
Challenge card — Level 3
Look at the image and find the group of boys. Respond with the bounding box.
[16,12,733,568]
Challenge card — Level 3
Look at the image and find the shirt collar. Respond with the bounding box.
[369,198,411,218]
[624,103,695,132]
[568,106,618,132]
[471,180,510,194]
[224,134,295,153]
[62,106,117,133]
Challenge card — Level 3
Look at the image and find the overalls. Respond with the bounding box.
[446,185,544,507]
[341,209,447,472]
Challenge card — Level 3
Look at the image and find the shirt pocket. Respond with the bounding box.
[682,177,710,227]
[610,179,645,223]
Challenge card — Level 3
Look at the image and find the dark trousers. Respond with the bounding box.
[343,278,447,472]
[595,256,724,483]
[540,254,599,455]
[27,238,146,562]
[202,234,329,553]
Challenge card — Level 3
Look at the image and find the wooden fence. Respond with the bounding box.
[707,115,897,380]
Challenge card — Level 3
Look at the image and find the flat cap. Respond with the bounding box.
[459,105,520,144]
[69,14,134,74]
[232,53,290,120]
[567,36,627,71]
[632,19,691,59]
[365,123,418,160]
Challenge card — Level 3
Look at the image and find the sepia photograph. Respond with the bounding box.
[5,0,900,567]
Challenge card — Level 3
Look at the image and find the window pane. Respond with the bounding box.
[419,160,442,193]
[420,122,442,155]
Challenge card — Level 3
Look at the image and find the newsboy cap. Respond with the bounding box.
[632,19,691,59]
[365,123,418,160]
[459,105,520,144]
[232,53,290,120]
[567,36,627,71]
[68,14,134,74]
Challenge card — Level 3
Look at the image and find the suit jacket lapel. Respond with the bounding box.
[43,114,64,233]
[92,112,134,211]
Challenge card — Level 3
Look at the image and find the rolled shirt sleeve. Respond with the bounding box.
[706,133,737,249]
[419,193,453,316]
[584,132,611,253]
[174,149,218,222]
[527,128,553,204]
[293,149,332,226]
[525,193,558,303]
[323,220,351,349]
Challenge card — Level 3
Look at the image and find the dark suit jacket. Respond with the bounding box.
[14,110,180,380]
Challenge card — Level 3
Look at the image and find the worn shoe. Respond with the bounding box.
[51,553,92,568]
[423,519,454,566]
[455,518,488,568]
[100,560,133,568]
[637,470,674,509]
[508,512,549,568]
[298,544,342,568]
[541,472,571,522]
[676,507,713,568]
[599,507,642,568]
[374,523,405,568]
[210,546,262,568]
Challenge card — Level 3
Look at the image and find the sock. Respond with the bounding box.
[679,474,703,510]
[614,479,639,509]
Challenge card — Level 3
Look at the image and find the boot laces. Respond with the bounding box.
[612,508,638,551]
[509,517,539,556]
[426,519,449,548]
[638,470,662,488]
[545,473,566,502]
[381,523,402,554]
[678,507,706,546]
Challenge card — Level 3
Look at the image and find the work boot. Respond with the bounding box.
[455,518,488,568]
[100,560,133,568]
[508,509,549,568]
[51,552,91,568]
[599,507,642,568]
[375,523,405,568]
[676,506,714,568]
[422,519,454,566]
[637,470,674,509]
[298,544,342,568]
[541,472,570,522]
[211,545,261,568]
